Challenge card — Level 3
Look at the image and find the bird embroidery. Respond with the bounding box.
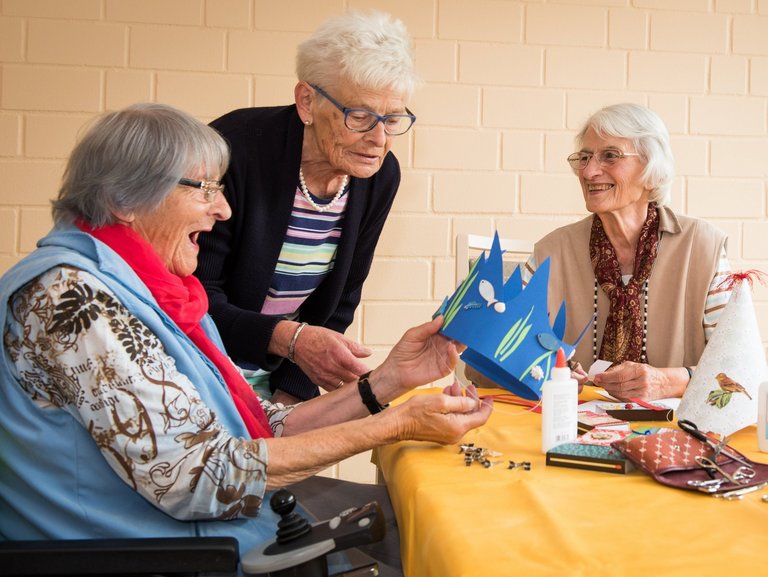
[706,372,752,409]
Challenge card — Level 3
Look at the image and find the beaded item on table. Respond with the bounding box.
[592,279,648,363]
[298,167,348,213]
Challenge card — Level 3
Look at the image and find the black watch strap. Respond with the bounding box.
[357,372,388,414]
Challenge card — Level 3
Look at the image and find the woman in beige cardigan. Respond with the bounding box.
[538,103,733,400]
[471,103,731,401]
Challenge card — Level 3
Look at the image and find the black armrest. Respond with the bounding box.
[0,536,239,576]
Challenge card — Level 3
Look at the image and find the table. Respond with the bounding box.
[375,388,768,577]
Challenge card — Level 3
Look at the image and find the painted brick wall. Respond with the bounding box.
[2,0,767,483]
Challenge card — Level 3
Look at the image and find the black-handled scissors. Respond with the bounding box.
[678,419,721,478]
[678,419,750,467]
[678,419,717,446]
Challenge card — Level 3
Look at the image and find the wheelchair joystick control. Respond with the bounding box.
[241,488,386,577]
[271,489,311,543]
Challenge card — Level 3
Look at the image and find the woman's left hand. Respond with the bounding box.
[391,386,492,445]
[373,316,465,394]
[592,361,686,400]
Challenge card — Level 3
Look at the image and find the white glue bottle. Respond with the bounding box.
[541,348,578,454]
[758,380,768,453]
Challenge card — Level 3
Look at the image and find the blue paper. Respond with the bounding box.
[438,232,579,400]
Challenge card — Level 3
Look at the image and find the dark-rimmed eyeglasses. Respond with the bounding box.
[567,149,641,170]
[310,84,416,136]
[178,178,224,203]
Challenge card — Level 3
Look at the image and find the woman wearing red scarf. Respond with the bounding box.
[468,103,732,402]
[0,103,491,570]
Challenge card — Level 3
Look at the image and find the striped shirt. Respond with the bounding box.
[260,186,348,317]
[702,245,732,341]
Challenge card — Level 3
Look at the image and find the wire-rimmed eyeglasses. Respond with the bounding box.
[310,84,416,136]
[178,178,225,203]
[567,149,641,170]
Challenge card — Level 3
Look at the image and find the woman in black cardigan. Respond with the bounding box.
[197,10,418,403]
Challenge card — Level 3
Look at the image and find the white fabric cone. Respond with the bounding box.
[677,281,768,437]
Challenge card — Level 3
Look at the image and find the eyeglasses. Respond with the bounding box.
[310,84,416,136]
[178,178,224,202]
[567,149,641,170]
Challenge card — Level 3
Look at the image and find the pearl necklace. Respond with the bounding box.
[298,167,348,213]
[592,278,648,363]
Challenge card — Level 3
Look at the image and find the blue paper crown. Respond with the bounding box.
[437,233,582,400]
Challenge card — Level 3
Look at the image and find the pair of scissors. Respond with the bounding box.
[694,456,756,485]
[678,419,751,467]
[678,419,725,455]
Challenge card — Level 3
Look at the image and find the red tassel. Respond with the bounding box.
[716,270,767,292]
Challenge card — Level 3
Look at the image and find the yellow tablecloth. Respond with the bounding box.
[375,388,768,577]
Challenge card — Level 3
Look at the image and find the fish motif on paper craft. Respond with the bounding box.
[478,280,506,313]
[436,232,586,401]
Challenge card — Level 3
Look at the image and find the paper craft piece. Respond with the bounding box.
[577,428,632,446]
[437,232,582,400]
[677,278,768,437]
[577,410,630,434]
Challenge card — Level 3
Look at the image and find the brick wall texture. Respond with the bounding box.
[2,0,768,482]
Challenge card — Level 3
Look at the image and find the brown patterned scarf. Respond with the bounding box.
[590,204,659,363]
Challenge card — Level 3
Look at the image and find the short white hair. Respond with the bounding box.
[575,103,675,206]
[53,103,229,227]
[296,10,418,100]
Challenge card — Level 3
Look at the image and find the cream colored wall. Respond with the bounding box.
[2,0,768,483]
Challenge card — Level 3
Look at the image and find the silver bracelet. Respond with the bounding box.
[287,322,307,363]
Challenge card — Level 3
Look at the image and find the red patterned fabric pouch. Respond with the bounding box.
[612,428,768,495]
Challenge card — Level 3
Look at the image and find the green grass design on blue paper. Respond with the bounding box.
[496,306,534,362]
[495,318,520,357]
[443,258,481,328]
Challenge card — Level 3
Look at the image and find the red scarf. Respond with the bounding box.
[590,204,659,364]
[78,221,273,439]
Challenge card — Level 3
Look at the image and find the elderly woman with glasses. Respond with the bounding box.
[0,103,490,570]
[196,10,418,404]
[469,103,732,401]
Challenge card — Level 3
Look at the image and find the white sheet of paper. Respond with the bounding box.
[588,359,613,378]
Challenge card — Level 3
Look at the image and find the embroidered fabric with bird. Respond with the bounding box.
[707,372,753,409]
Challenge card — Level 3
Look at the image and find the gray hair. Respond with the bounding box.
[53,102,229,227]
[296,10,418,101]
[575,103,674,206]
